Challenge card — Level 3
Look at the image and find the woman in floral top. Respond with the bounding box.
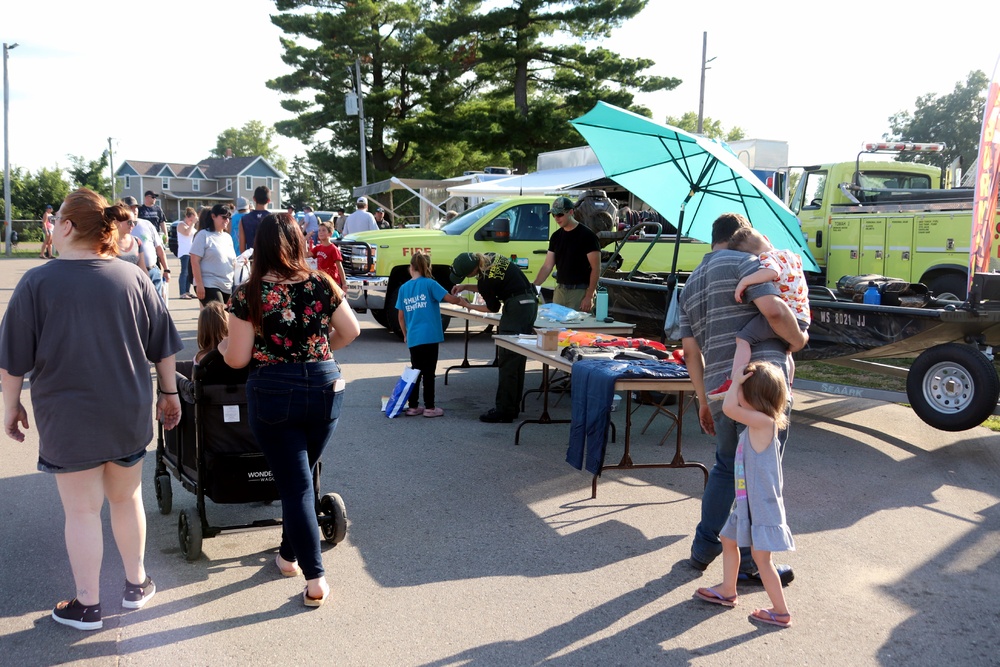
[221,213,360,608]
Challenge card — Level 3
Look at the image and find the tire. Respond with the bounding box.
[370,308,389,328]
[384,286,403,339]
[155,473,172,516]
[906,343,999,431]
[319,493,348,545]
[178,509,203,561]
[927,273,967,301]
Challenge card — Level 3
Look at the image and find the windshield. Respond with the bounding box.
[439,200,508,235]
[857,171,932,190]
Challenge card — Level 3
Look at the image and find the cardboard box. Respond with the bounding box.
[535,328,559,351]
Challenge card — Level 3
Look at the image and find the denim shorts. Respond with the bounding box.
[37,448,146,474]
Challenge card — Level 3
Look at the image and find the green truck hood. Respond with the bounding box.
[343,229,447,244]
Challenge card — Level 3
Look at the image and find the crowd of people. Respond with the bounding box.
[0,192,805,631]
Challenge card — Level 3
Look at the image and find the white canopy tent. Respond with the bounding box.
[446,163,607,198]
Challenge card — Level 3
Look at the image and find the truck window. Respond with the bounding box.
[439,200,507,235]
[510,204,551,241]
[857,171,932,190]
[799,171,827,211]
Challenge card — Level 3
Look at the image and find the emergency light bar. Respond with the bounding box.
[863,142,946,153]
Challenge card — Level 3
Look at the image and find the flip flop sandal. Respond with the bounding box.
[693,587,737,607]
[749,609,792,628]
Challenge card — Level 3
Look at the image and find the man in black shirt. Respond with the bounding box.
[239,186,271,252]
[138,191,168,235]
[532,196,601,312]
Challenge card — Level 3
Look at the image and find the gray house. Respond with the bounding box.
[115,152,284,219]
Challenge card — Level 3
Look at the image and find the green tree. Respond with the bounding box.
[211,120,288,174]
[283,154,345,210]
[665,112,745,142]
[67,151,112,199]
[885,70,988,174]
[433,0,681,173]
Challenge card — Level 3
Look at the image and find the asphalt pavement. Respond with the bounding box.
[1,255,999,666]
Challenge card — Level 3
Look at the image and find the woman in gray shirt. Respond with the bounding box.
[0,188,183,631]
[190,204,237,305]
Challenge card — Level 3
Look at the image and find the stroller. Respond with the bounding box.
[154,350,347,561]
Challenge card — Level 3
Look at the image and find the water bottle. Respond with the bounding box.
[595,286,609,320]
[863,281,881,305]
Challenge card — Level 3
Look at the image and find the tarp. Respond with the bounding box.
[969,54,1000,281]
[446,164,606,198]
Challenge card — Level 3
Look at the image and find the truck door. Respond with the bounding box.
[826,215,860,288]
[884,215,914,282]
[476,202,551,281]
[859,217,887,276]
[793,169,828,265]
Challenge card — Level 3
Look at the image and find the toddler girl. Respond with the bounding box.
[693,360,795,628]
[395,251,467,417]
[194,301,229,365]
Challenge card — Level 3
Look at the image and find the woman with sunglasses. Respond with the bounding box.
[190,204,237,305]
[0,188,182,630]
[220,212,360,608]
[113,207,147,271]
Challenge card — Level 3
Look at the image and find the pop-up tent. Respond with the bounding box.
[446,164,607,198]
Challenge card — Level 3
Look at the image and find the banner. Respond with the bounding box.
[969,56,1000,282]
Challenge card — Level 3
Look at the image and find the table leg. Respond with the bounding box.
[445,322,500,385]
[514,362,572,445]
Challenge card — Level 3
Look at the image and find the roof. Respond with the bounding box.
[116,155,283,179]
[446,164,607,197]
[196,156,261,178]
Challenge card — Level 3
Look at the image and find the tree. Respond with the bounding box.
[426,0,680,173]
[0,165,70,222]
[67,152,112,199]
[885,70,989,174]
[282,154,344,210]
[665,112,745,142]
[211,120,288,174]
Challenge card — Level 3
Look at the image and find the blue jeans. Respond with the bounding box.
[691,409,788,567]
[246,360,345,580]
[178,255,191,296]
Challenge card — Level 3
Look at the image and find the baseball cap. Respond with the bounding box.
[121,196,139,207]
[144,190,160,198]
[450,252,479,284]
[356,196,367,205]
[236,197,249,211]
[549,196,574,215]
[45,204,53,210]
[376,208,384,213]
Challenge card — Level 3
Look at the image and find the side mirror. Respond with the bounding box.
[479,216,510,243]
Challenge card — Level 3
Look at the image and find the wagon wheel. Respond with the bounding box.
[178,509,203,561]
[155,473,172,515]
[319,493,348,545]
[906,343,999,431]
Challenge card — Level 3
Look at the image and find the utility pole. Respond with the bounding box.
[108,137,116,201]
[697,32,715,136]
[355,58,367,187]
[3,42,18,257]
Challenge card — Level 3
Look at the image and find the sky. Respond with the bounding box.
[3,1,998,178]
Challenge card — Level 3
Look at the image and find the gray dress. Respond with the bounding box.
[0,259,182,469]
[721,427,795,552]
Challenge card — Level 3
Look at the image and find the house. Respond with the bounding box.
[115,151,284,219]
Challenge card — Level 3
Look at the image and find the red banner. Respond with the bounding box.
[969,57,1000,281]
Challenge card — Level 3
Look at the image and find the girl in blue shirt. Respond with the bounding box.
[395,252,468,417]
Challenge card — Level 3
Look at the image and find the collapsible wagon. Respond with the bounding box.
[154,350,347,560]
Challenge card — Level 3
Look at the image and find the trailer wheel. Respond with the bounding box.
[906,343,999,431]
[178,509,203,561]
[319,493,348,545]
[155,473,172,515]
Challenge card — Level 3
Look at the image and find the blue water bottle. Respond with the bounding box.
[863,281,881,305]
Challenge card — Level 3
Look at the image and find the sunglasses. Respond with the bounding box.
[549,211,565,218]
[215,212,232,219]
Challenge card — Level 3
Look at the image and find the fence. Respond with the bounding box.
[1,220,44,243]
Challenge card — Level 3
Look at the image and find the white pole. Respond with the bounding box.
[3,43,17,256]
[108,137,116,201]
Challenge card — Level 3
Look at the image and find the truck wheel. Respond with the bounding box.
[370,309,389,327]
[906,343,999,431]
[384,287,403,339]
[928,274,967,301]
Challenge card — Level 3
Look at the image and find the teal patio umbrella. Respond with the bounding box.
[570,101,819,273]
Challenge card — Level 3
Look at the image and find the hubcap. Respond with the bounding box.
[922,362,973,414]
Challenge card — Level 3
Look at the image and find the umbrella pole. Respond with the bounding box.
[668,191,694,290]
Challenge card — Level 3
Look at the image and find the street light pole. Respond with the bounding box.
[4,42,18,257]
[108,137,116,201]
[696,32,715,136]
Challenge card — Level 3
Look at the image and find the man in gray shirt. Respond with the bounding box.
[679,212,808,584]
[344,197,378,235]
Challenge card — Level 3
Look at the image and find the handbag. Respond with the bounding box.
[384,367,421,418]
[663,285,683,341]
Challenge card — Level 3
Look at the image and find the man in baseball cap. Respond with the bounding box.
[344,196,377,235]
[532,195,601,312]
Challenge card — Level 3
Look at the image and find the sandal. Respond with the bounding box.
[749,608,792,628]
[275,555,301,578]
[303,585,329,608]
[693,587,737,607]
[404,407,424,416]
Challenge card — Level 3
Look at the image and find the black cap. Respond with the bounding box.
[144,190,159,198]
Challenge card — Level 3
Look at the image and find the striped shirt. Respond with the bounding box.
[678,249,790,412]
